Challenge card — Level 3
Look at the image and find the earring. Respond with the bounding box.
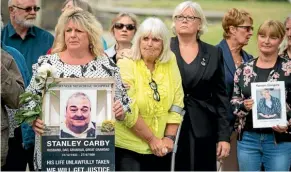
[89,44,93,49]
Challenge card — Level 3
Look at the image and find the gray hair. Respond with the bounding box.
[8,0,13,7]
[171,1,208,38]
[66,92,91,109]
[131,17,171,63]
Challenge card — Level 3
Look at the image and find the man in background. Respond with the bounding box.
[1,0,54,170]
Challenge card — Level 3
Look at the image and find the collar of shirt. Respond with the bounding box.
[61,121,95,138]
[104,45,117,58]
[7,21,36,38]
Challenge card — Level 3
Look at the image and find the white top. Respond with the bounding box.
[104,45,116,59]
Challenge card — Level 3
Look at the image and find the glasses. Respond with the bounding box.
[12,5,40,12]
[114,23,136,31]
[149,79,160,102]
[175,15,201,21]
[236,25,254,32]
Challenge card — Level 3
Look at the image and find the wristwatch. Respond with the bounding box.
[164,135,176,142]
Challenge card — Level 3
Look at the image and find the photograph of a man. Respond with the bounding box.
[60,92,96,139]
[257,89,281,120]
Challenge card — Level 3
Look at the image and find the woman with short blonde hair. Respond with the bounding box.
[231,20,291,171]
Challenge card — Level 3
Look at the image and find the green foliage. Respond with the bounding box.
[15,78,59,125]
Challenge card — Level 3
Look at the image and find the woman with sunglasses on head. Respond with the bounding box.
[216,8,254,171]
[115,17,184,171]
[105,12,138,63]
[231,20,291,171]
[170,1,230,171]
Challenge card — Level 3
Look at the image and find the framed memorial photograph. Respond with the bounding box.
[251,81,287,128]
[41,78,115,171]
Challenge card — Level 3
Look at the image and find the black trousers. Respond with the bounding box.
[2,126,34,171]
[175,115,217,171]
[115,147,171,171]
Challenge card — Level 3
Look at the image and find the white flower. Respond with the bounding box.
[37,64,57,78]
[50,65,58,78]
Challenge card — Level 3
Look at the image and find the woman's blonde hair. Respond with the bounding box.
[257,20,285,39]
[109,12,138,35]
[279,15,291,55]
[222,8,253,39]
[171,1,208,38]
[131,17,171,63]
[51,8,104,57]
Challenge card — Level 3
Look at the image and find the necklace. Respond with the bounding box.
[234,60,243,64]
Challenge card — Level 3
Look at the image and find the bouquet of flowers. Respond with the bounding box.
[15,64,58,125]
[101,120,115,132]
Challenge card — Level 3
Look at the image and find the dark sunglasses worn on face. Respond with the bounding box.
[236,25,254,32]
[149,79,160,102]
[175,15,201,21]
[114,23,136,31]
[12,5,40,12]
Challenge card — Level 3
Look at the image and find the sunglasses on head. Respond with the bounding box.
[114,23,136,31]
[236,25,254,32]
[149,79,160,102]
[12,5,40,12]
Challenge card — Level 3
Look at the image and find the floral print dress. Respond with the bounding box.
[231,57,291,140]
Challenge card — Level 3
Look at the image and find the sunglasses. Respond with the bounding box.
[149,79,160,102]
[114,23,136,31]
[236,25,254,32]
[12,5,40,12]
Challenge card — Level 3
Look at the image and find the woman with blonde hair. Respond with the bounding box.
[29,8,130,170]
[46,0,107,54]
[105,12,138,63]
[116,17,184,171]
[279,15,291,59]
[231,20,291,171]
[170,1,230,171]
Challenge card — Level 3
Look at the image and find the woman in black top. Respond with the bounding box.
[170,1,230,171]
[231,20,291,171]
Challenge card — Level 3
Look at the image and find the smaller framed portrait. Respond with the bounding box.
[251,81,287,128]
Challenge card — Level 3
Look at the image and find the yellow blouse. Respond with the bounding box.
[116,53,184,154]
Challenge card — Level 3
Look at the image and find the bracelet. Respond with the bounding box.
[164,135,176,142]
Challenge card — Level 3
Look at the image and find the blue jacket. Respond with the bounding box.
[216,39,253,130]
[1,42,31,87]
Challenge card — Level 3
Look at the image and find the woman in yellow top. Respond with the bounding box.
[116,17,184,171]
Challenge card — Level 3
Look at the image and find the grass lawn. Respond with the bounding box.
[111,0,291,56]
